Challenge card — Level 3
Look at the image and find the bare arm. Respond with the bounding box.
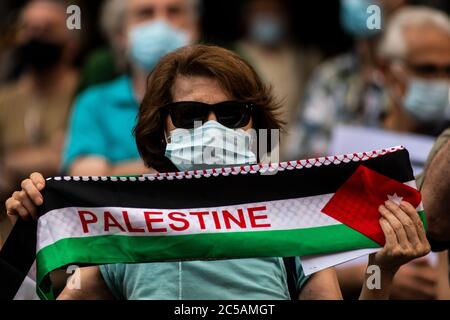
[299,268,343,300]
[336,264,366,298]
[436,251,450,299]
[69,157,151,176]
[57,266,115,300]
[421,139,450,242]
[337,259,437,300]
[358,255,395,300]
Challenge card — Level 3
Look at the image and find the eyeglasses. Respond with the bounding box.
[163,101,254,129]
[409,63,450,78]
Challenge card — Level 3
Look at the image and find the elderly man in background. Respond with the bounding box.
[0,0,80,246]
[62,0,200,177]
[377,7,450,135]
[378,8,450,285]
[286,0,407,159]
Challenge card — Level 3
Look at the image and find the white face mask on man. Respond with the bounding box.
[164,120,257,172]
[403,78,450,123]
[128,19,189,72]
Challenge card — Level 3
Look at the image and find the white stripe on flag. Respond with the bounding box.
[13,260,39,300]
[37,193,342,251]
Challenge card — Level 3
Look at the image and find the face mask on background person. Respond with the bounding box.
[17,38,64,71]
[165,120,257,172]
[128,19,189,72]
[403,78,450,123]
[340,0,382,38]
[249,14,285,47]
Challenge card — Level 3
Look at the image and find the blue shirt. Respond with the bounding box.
[99,257,309,300]
[62,76,140,172]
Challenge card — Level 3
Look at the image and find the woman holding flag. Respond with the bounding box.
[5,45,430,300]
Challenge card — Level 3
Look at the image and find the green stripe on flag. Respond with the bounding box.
[419,210,427,230]
[36,224,379,299]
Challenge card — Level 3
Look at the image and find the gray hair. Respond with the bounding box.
[100,0,200,71]
[100,0,201,42]
[100,0,127,43]
[377,6,450,61]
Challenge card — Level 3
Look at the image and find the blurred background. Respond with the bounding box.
[0,0,448,72]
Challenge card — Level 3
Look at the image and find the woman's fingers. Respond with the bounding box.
[384,200,420,247]
[380,200,431,260]
[379,204,408,246]
[371,201,430,273]
[17,191,38,220]
[5,172,45,221]
[399,201,427,242]
[379,217,398,249]
[21,178,43,206]
[388,200,430,257]
[30,172,46,191]
[6,197,30,221]
[5,196,15,216]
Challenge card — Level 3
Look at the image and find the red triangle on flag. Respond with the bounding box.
[321,165,421,245]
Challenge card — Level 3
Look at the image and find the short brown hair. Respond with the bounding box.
[134,44,284,172]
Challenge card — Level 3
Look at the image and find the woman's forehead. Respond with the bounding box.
[171,75,233,104]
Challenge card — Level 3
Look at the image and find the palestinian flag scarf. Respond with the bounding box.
[0,146,424,299]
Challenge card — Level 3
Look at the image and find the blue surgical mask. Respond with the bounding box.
[249,14,284,47]
[165,120,257,172]
[340,0,381,38]
[403,78,450,123]
[128,20,189,71]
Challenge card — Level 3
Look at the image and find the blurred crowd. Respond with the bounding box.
[0,0,449,299]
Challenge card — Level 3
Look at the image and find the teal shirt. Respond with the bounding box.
[99,257,309,300]
[62,76,140,173]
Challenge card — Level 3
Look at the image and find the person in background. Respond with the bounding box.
[0,0,80,245]
[234,0,321,160]
[77,0,129,93]
[62,0,200,177]
[377,7,450,136]
[418,128,450,299]
[287,0,406,159]
[337,6,450,300]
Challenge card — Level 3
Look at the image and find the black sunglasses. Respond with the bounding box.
[163,101,255,129]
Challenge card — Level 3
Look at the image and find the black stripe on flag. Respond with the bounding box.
[40,149,414,214]
[0,219,37,300]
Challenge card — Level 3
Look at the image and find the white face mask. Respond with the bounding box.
[249,14,285,47]
[403,78,450,123]
[128,19,189,72]
[164,120,257,172]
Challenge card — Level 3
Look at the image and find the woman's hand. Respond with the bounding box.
[372,200,431,274]
[5,172,46,221]
[359,200,431,299]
